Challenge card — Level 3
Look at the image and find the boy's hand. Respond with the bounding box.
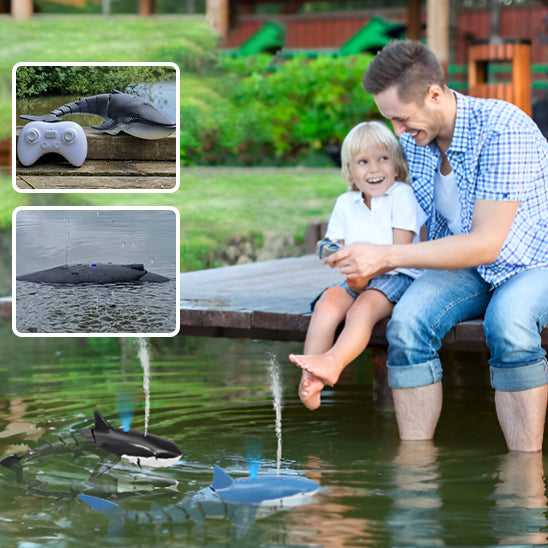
[346,276,370,293]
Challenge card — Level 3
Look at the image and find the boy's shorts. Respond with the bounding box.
[311,272,416,311]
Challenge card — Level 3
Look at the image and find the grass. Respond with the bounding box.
[72,168,343,271]
[2,15,345,271]
[5,168,344,271]
[0,15,220,138]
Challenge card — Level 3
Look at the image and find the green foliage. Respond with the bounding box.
[180,54,380,166]
[34,0,206,14]
[16,66,175,98]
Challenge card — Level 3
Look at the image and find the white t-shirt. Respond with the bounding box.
[325,182,427,278]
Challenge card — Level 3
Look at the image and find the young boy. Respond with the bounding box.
[290,121,426,410]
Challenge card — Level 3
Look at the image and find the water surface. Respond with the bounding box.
[1,326,547,546]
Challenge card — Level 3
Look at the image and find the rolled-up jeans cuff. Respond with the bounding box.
[387,358,443,389]
[490,359,548,391]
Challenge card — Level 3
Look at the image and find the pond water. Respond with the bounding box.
[14,208,178,335]
[1,324,547,547]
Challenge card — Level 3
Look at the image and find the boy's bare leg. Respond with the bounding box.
[292,289,394,390]
[292,286,354,410]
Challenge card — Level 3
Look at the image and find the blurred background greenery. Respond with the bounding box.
[2,13,382,289]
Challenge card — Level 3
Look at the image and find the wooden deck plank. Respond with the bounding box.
[15,163,176,189]
[180,255,548,349]
[15,126,177,190]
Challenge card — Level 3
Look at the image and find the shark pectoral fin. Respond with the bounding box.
[230,504,258,539]
[92,119,122,135]
[20,114,63,122]
[78,494,126,536]
[211,465,234,491]
[78,493,120,511]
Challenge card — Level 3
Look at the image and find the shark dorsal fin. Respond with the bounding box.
[93,411,113,432]
[211,465,234,491]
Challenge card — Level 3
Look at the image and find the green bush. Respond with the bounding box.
[180,54,380,166]
[16,66,175,98]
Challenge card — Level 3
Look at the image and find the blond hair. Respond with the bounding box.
[341,121,409,190]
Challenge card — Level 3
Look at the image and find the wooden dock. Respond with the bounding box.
[15,127,177,191]
[180,254,548,351]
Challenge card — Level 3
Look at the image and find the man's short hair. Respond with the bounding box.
[362,40,446,104]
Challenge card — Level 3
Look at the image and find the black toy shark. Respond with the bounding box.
[79,411,182,468]
[16,263,170,284]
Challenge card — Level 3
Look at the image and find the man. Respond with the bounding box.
[327,40,548,452]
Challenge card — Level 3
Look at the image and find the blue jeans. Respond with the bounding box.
[386,268,548,391]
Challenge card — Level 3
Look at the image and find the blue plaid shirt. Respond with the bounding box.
[401,91,548,287]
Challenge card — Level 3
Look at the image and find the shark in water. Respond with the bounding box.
[78,411,182,468]
[78,464,320,538]
[17,263,170,284]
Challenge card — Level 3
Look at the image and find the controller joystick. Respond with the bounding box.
[17,121,87,167]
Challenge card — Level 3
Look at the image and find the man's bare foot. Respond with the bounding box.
[289,353,343,387]
[299,370,324,410]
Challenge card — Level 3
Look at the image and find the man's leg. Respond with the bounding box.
[495,388,547,452]
[386,269,492,440]
[392,382,443,440]
[484,269,548,452]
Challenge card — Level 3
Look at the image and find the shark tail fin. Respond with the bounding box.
[20,113,63,122]
[211,465,234,491]
[77,494,126,535]
[1,455,23,483]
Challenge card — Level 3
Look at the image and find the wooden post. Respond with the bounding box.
[138,0,155,16]
[468,41,532,116]
[406,0,422,40]
[426,0,450,71]
[11,0,33,19]
[206,0,229,38]
[371,348,394,411]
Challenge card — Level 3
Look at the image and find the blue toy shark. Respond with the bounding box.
[78,464,320,538]
[78,411,182,468]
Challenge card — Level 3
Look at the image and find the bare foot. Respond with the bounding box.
[289,353,343,387]
[299,370,324,410]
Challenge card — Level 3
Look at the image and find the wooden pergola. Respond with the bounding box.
[206,0,451,66]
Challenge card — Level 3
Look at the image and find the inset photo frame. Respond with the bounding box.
[13,62,179,193]
[13,206,180,337]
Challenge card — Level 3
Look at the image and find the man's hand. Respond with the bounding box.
[325,242,391,279]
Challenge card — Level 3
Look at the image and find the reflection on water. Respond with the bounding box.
[0,325,547,546]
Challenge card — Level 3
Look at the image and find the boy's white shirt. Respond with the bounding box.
[325,182,427,279]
